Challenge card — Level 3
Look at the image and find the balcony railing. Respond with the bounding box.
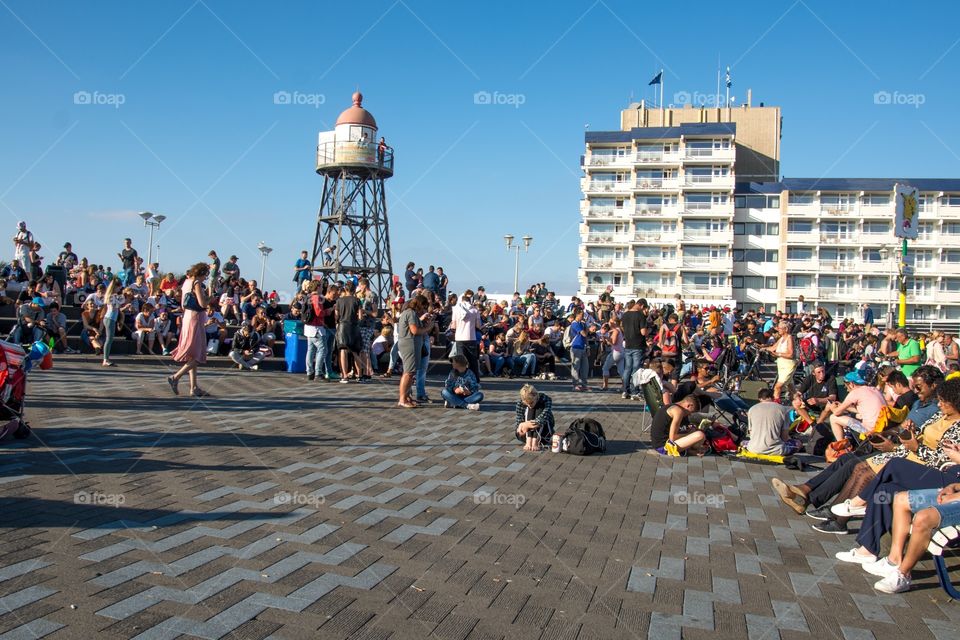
[636,151,682,164]
[680,286,731,297]
[635,177,681,190]
[785,259,818,271]
[633,231,680,243]
[682,257,730,269]
[585,234,632,244]
[683,175,734,188]
[585,154,633,167]
[683,147,735,161]
[585,259,630,269]
[633,258,679,270]
[317,140,394,174]
[682,202,733,215]
[584,206,628,218]
[786,230,819,243]
[819,260,859,272]
[635,205,680,216]
[682,230,730,241]
[819,233,858,244]
[586,181,633,193]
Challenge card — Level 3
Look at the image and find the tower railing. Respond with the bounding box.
[317,141,395,174]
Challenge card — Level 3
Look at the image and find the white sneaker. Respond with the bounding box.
[252,364,259,371]
[467,403,480,411]
[863,557,900,578]
[835,548,877,565]
[831,499,867,518]
[443,401,451,409]
[874,571,911,594]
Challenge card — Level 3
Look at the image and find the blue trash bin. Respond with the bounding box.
[284,332,308,373]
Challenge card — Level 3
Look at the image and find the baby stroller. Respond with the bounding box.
[0,341,32,441]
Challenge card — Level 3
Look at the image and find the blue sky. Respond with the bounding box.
[2,0,959,295]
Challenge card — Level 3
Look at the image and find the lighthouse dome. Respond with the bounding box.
[335,91,377,129]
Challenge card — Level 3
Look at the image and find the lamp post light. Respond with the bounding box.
[138,211,166,268]
[504,234,532,293]
[257,242,273,289]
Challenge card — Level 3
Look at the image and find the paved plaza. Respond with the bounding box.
[0,362,958,639]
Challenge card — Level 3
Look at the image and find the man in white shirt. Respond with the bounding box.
[452,289,481,380]
[12,221,32,265]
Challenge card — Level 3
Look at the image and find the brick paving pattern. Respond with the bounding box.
[0,362,958,639]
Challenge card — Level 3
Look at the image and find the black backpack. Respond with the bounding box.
[562,418,607,455]
[301,295,317,324]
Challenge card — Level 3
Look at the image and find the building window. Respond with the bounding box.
[945,223,960,235]
[942,278,960,291]
[786,274,813,288]
[732,276,743,288]
[733,249,744,262]
[788,220,814,233]
[788,247,813,261]
[765,276,778,288]
[942,195,960,206]
[863,276,889,289]
[788,193,815,205]
[862,194,891,206]
[767,223,780,235]
[863,221,890,234]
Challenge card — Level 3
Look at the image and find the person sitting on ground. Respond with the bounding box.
[796,362,838,412]
[230,321,265,370]
[371,325,392,375]
[80,298,103,354]
[650,393,708,457]
[133,302,157,355]
[12,296,44,344]
[744,387,802,456]
[204,302,226,349]
[251,306,277,348]
[514,383,554,452]
[442,354,483,411]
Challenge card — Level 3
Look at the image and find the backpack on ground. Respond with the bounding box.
[562,418,607,455]
[706,424,738,453]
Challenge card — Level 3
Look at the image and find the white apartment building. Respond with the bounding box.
[579,122,737,305]
[578,124,960,325]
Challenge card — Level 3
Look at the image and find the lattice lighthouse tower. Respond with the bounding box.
[312,91,395,303]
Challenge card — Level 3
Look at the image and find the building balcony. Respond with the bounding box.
[682,147,736,162]
[633,258,680,270]
[585,258,631,269]
[635,150,682,165]
[681,257,731,270]
[680,286,733,298]
[584,180,634,194]
[786,205,819,216]
[682,230,732,243]
[584,154,633,168]
[819,234,859,244]
[786,231,820,243]
[583,284,630,296]
[585,233,632,244]
[635,177,681,190]
[820,206,858,217]
[682,175,734,189]
[936,290,960,303]
[633,231,680,244]
[785,259,818,272]
[681,202,734,216]
[785,285,819,300]
[634,204,681,217]
[584,206,630,219]
[915,234,940,246]
[818,260,862,273]
[316,140,394,176]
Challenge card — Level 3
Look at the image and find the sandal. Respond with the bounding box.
[191,388,211,398]
[167,376,180,396]
[397,401,418,408]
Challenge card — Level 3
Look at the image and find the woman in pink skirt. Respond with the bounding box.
[167,262,211,397]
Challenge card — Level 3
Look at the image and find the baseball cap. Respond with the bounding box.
[844,370,868,385]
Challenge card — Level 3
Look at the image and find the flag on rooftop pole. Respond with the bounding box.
[725,66,731,88]
[648,70,662,85]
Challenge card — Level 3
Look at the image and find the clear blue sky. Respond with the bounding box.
[2,0,959,295]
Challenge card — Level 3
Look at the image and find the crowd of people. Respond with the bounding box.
[6,225,960,595]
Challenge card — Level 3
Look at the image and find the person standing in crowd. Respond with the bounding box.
[863,303,874,332]
[222,255,240,281]
[28,242,43,281]
[396,295,434,408]
[601,317,624,391]
[404,261,417,296]
[452,289,481,380]
[895,328,922,377]
[422,265,439,295]
[437,267,448,301]
[12,221,33,265]
[118,238,138,285]
[58,242,78,270]
[620,299,648,399]
[766,320,796,401]
[303,281,327,381]
[293,250,312,287]
[167,262,211,397]
[100,278,123,367]
[335,281,362,382]
[208,250,221,291]
[568,308,592,392]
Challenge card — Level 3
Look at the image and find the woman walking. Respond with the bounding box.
[601,318,624,390]
[767,320,796,401]
[167,263,211,397]
[396,295,434,408]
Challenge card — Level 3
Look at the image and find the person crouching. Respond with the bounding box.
[514,383,554,452]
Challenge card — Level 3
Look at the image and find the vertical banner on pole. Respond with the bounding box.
[894,183,919,327]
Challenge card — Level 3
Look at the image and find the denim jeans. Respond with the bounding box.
[515,353,537,376]
[441,389,484,408]
[12,324,41,344]
[621,348,644,394]
[416,339,430,399]
[570,347,589,387]
[305,328,328,376]
[490,354,506,376]
[102,317,116,360]
[388,341,400,373]
[323,328,335,375]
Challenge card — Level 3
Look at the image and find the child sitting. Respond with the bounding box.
[442,355,483,410]
[514,383,554,451]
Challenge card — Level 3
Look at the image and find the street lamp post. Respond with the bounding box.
[257,242,273,289]
[138,212,166,268]
[880,247,893,328]
[504,234,532,293]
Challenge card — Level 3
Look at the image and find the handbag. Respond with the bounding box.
[825,439,854,463]
[183,290,203,312]
[206,338,220,355]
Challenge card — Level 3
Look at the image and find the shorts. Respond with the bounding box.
[776,357,796,384]
[907,488,960,528]
[845,416,868,435]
